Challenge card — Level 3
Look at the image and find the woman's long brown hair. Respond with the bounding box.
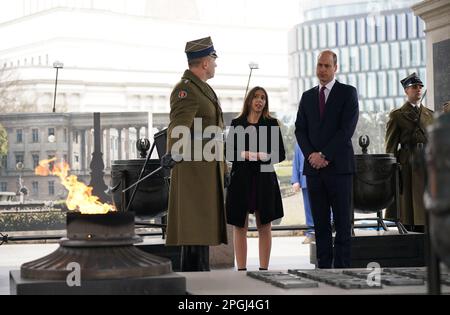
[236,86,272,120]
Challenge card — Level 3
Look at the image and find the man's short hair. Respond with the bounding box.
[319,50,338,66]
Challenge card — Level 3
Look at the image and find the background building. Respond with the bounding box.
[288,0,425,113]
[0,0,301,117]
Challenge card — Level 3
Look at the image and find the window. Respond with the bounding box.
[48,128,55,142]
[411,40,421,66]
[48,155,55,171]
[356,19,366,44]
[32,181,39,195]
[375,99,384,112]
[370,44,380,70]
[367,72,377,98]
[32,154,40,169]
[407,13,418,39]
[347,74,357,88]
[319,23,327,48]
[15,154,24,165]
[311,25,318,49]
[349,47,360,72]
[32,129,39,143]
[357,73,367,98]
[303,25,310,50]
[400,41,410,67]
[360,46,370,71]
[75,155,79,163]
[366,100,375,112]
[418,18,425,36]
[306,52,313,76]
[337,20,346,46]
[299,53,306,76]
[48,181,55,196]
[397,13,407,40]
[380,43,390,69]
[327,22,336,47]
[74,131,79,144]
[347,20,356,45]
[376,15,386,42]
[421,40,426,64]
[419,68,427,88]
[386,14,397,41]
[297,26,304,50]
[377,72,387,97]
[1,156,7,169]
[0,182,7,192]
[339,47,350,73]
[390,42,400,68]
[367,17,376,43]
[63,154,68,163]
[63,128,68,143]
[16,129,23,143]
[388,71,398,97]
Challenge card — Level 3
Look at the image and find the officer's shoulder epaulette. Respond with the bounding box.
[389,108,402,115]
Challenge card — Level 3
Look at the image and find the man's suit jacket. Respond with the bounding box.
[295,80,359,176]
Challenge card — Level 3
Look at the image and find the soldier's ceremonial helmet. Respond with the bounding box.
[185,36,218,61]
[401,72,424,89]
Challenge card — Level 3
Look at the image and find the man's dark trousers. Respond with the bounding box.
[307,173,352,269]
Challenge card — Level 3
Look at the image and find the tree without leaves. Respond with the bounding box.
[0,67,38,113]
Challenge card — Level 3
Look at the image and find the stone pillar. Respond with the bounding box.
[80,129,87,171]
[104,128,111,169]
[117,128,123,160]
[412,0,450,112]
[124,127,130,160]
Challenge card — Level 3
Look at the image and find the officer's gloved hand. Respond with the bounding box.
[224,172,231,189]
[161,153,177,170]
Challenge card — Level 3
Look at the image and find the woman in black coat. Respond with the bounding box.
[226,86,285,271]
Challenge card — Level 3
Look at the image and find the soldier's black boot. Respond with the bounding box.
[181,245,210,272]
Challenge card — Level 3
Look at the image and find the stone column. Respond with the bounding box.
[117,128,123,160]
[104,128,111,169]
[124,127,130,160]
[413,0,450,111]
[80,129,87,171]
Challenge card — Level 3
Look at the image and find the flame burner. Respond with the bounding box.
[11,212,186,295]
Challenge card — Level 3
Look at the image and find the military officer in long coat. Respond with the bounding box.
[161,37,227,271]
[385,73,434,232]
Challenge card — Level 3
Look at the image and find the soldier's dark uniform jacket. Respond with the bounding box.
[385,102,434,226]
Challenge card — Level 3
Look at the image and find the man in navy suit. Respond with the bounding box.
[295,50,359,269]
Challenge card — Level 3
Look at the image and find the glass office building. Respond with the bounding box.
[288,0,426,113]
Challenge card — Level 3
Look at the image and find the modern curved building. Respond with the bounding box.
[288,0,426,113]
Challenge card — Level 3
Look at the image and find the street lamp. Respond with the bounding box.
[52,61,64,113]
[245,62,259,99]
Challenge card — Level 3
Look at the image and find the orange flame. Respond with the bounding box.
[35,158,116,214]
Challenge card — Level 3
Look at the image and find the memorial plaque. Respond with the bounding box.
[433,39,450,112]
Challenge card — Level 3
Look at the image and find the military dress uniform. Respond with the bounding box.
[385,73,434,228]
[164,37,227,271]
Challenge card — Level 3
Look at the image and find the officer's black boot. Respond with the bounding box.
[181,245,210,272]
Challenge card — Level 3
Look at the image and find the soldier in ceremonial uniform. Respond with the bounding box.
[385,73,434,232]
[161,36,227,271]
